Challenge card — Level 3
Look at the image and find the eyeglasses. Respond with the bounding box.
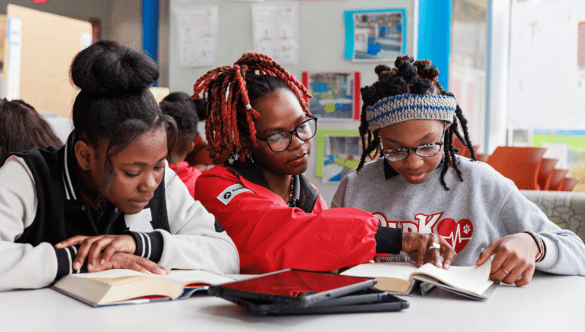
[382,123,446,161]
[256,116,317,152]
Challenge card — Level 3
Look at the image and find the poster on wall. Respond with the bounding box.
[315,129,363,183]
[302,71,360,121]
[251,2,298,64]
[174,6,218,68]
[344,8,406,62]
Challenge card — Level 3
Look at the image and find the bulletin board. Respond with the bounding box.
[169,0,416,203]
[3,4,92,116]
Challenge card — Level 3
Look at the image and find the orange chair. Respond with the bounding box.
[560,177,579,192]
[537,158,559,190]
[547,169,569,191]
[486,146,547,190]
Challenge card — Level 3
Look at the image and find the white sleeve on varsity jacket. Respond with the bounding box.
[156,163,239,274]
[0,157,239,292]
[0,156,58,291]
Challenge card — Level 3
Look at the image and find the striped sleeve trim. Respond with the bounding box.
[54,246,88,281]
[124,231,164,263]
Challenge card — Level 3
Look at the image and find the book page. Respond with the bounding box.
[413,260,493,295]
[164,270,235,287]
[341,262,418,280]
[71,269,148,278]
[67,269,234,288]
[340,262,419,293]
[70,269,148,285]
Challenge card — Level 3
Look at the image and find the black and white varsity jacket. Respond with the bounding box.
[0,134,239,291]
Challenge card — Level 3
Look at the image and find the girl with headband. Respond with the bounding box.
[332,55,585,286]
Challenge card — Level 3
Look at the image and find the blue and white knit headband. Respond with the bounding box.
[366,94,457,131]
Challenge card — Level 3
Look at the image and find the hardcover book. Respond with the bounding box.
[52,269,235,307]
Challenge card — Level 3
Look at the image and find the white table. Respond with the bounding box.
[1,272,583,332]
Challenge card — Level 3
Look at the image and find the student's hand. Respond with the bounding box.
[402,232,456,269]
[55,235,137,272]
[476,233,539,287]
[90,252,170,275]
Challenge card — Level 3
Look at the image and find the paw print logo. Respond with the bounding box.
[463,224,471,234]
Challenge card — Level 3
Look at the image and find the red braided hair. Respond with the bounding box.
[191,52,312,161]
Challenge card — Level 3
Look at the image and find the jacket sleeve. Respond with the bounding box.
[497,183,585,276]
[0,158,61,291]
[194,167,380,274]
[156,164,239,274]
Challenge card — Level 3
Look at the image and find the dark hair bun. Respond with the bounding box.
[70,40,159,95]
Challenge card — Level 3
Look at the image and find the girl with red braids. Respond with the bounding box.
[193,52,456,274]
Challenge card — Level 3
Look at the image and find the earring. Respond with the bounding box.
[228,149,239,165]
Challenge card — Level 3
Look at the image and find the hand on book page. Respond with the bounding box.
[402,232,457,270]
[476,233,540,287]
[91,252,170,275]
[55,234,137,271]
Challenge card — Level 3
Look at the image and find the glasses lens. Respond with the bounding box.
[266,132,291,152]
[416,144,441,157]
[297,118,316,141]
[384,150,408,161]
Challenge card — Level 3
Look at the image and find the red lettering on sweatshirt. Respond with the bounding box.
[373,212,473,253]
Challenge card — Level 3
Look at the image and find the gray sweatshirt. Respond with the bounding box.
[332,157,585,276]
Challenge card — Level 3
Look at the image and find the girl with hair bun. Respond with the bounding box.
[332,55,585,286]
[0,41,239,291]
[193,52,456,274]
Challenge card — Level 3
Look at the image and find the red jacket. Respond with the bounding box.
[195,160,381,274]
[169,161,202,198]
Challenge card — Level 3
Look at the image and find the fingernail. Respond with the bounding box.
[88,263,92,270]
[100,259,105,265]
[73,262,80,270]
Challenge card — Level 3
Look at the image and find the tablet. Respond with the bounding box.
[218,288,410,315]
[208,269,376,308]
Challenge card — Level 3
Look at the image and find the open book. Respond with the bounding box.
[341,260,496,300]
[52,269,235,307]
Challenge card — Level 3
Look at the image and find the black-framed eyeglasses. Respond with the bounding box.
[256,116,317,152]
[382,122,446,161]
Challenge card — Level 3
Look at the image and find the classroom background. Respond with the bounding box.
[1,0,584,203]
